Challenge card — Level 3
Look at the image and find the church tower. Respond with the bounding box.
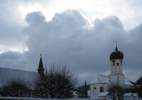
[38,54,44,78]
[109,45,125,86]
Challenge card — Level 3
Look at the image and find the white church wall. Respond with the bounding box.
[88,83,108,99]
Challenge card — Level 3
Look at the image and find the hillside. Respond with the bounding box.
[0,67,38,88]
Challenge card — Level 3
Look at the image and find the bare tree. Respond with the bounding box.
[34,65,76,98]
[109,85,124,100]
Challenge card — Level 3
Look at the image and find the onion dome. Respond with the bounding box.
[110,47,124,60]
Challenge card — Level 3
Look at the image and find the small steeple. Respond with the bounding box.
[115,41,118,52]
[38,53,44,77]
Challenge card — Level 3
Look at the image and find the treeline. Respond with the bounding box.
[0,67,76,98]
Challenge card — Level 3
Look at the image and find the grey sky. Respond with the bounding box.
[0,0,142,84]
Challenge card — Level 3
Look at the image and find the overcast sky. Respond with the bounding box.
[0,0,142,84]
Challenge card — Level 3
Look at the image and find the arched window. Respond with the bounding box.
[116,62,119,66]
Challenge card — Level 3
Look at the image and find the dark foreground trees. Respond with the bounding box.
[130,76,142,97]
[34,67,75,98]
[0,81,31,97]
[0,66,76,98]
[75,81,89,98]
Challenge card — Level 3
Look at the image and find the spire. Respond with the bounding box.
[38,54,44,77]
[115,41,118,52]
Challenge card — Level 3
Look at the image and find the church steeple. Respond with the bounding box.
[115,41,118,52]
[38,54,44,77]
[109,44,125,86]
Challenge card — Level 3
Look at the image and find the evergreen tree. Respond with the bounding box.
[75,82,89,98]
[84,80,88,98]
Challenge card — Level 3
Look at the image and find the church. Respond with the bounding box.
[88,46,138,99]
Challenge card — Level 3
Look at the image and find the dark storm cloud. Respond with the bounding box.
[0,10,142,83]
[23,11,141,82]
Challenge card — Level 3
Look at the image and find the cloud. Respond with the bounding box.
[0,1,28,53]
[24,11,141,82]
[0,52,27,70]
[26,12,46,26]
[0,10,142,84]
